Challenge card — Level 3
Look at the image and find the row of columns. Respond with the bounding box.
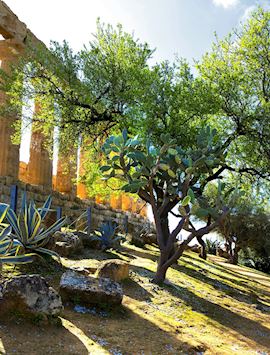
[0,40,79,195]
[109,194,147,217]
[0,39,147,217]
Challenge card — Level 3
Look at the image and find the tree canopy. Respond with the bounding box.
[199,7,270,182]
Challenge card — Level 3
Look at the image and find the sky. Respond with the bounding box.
[4,0,270,65]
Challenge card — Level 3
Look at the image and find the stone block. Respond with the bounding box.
[59,271,123,306]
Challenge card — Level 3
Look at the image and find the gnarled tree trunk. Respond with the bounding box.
[197,236,207,260]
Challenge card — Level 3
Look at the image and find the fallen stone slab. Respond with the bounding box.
[0,274,63,318]
[95,259,129,282]
[60,271,123,306]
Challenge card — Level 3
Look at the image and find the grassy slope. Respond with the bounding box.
[0,243,270,355]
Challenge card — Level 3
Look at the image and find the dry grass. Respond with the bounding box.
[0,243,270,354]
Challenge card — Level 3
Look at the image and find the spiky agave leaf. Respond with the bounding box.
[0,204,9,225]
[0,225,34,265]
[38,195,52,220]
[3,193,66,258]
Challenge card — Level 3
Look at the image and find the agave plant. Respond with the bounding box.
[92,220,122,251]
[205,238,220,255]
[0,204,34,264]
[0,193,66,258]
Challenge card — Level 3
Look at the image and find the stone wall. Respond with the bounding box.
[0,176,154,236]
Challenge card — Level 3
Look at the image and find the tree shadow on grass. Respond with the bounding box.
[63,304,208,355]
[173,263,270,315]
[121,245,159,262]
[0,317,90,355]
[183,253,254,283]
[162,280,270,350]
[66,248,121,261]
[122,277,153,302]
[182,253,270,299]
[128,261,270,349]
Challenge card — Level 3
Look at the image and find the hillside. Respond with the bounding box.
[1,243,270,355]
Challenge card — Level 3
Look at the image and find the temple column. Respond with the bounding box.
[110,194,122,210]
[0,40,23,178]
[77,143,89,199]
[55,146,77,195]
[27,103,53,186]
[122,194,132,212]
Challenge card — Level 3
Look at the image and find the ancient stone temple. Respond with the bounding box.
[0,0,147,217]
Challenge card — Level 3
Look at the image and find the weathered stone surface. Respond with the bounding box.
[69,265,98,275]
[0,274,63,317]
[60,271,123,306]
[217,247,229,259]
[27,111,53,187]
[188,244,201,253]
[0,176,151,243]
[48,231,83,257]
[126,234,146,248]
[74,231,102,249]
[143,233,157,245]
[96,259,129,282]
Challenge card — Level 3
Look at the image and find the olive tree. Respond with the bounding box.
[101,127,229,283]
[199,7,270,181]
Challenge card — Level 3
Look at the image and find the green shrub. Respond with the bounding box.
[239,248,270,274]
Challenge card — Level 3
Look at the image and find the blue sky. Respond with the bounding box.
[4,0,269,66]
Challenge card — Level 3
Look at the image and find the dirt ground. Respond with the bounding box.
[0,244,270,355]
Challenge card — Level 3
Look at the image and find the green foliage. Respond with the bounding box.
[0,204,34,265]
[127,60,219,148]
[239,248,270,274]
[199,7,270,181]
[205,175,270,252]
[0,20,154,152]
[80,143,125,199]
[101,127,227,219]
[101,129,230,282]
[1,193,66,258]
[92,220,122,251]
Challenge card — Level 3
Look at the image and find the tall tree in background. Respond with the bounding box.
[199,7,270,182]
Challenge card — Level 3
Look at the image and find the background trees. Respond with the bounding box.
[199,7,270,183]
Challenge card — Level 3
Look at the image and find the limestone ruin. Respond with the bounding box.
[0,1,147,217]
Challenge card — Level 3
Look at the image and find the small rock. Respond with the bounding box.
[0,274,63,318]
[96,259,129,282]
[48,231,83,257]
[74,231,102,249]
[60,271,123,306]
[143,233,157,245]
[126,234,146,248]
[70,266,97,275]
